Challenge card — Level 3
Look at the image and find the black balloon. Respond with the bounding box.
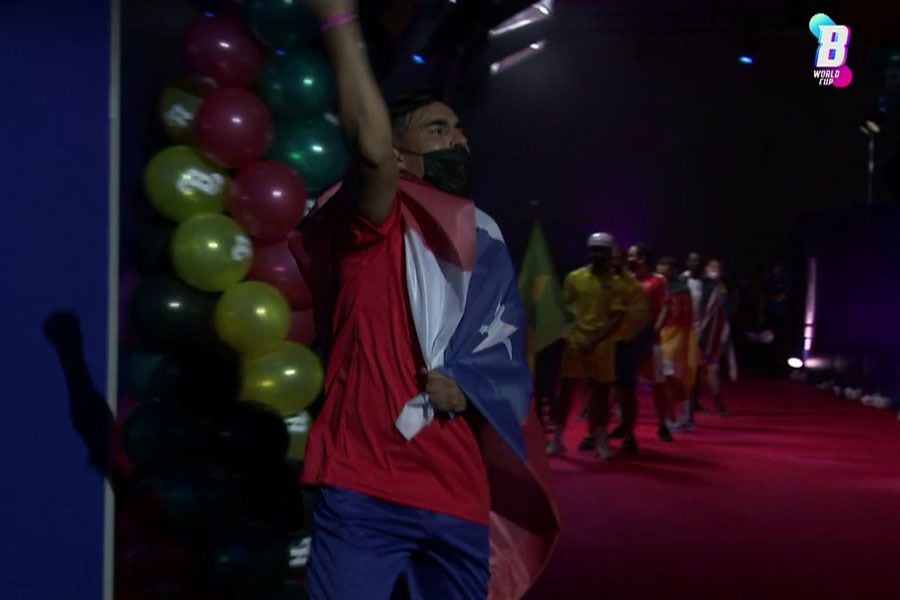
[123,401,212,467]
[133,220,175,275]
[168,335,242,406]
[215,400,289,470]
[130,273,216,347]
[136,471,230,533]
[208,523,289,596]
[273,581,310,600]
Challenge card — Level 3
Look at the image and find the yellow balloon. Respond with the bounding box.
[285,411,311,461]
[215,281,290,355]
[145,146,228,222]
[171,214,252,292]
[241,341,323,415]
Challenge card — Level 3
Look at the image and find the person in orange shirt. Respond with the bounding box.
[658,257,698,430]
[626,244,674,442]
[608,247,650,455]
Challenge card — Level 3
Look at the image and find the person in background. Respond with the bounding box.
[681,253,714,420]
[658,257,697,430]
[546,233,626,460]
[608,246,651,455]
[696,258,732,413]
[626,244,674,442]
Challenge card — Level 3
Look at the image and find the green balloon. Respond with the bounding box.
[267,116,348,195]
[171,214,253,292]
[241,341,323,415]
[245,0,319,51]
[159,86,203,144]
[145,146,229,222]
[214,281,290,356]
[258,49,336,119]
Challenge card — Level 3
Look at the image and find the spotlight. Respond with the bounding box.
[737,33,758,67]
[490,0,554,37]
[489,39,547,76]
[787,357,804,369]
[412,54,426,64]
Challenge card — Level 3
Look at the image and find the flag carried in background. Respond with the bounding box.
[518,222,572,369]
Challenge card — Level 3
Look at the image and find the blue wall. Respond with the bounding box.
[0,1,111,597]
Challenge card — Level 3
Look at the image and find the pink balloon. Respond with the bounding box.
[287,309,316,346]
[194,88,273,168]
[229,161,307,240]
[247,239,312,309]
[182,14,262,88]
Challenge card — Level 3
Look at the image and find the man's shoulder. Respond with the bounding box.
[566,265,591,280]
[474,207,504,242]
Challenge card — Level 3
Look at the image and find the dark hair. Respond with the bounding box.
[634,243,656,266]
[706,256,723,266]
[388,88,444,134]
[659,256,678,268]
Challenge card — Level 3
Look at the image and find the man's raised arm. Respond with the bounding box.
[309,1,396,224]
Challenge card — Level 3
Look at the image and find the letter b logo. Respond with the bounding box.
[816,25,850,68]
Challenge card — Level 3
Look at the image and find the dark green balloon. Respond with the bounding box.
[123,351,169,401]
[245,0,319,51]
[133,219,174,275]
[130,273,216,347]
[267,116,348,195]
[258,49,336,119]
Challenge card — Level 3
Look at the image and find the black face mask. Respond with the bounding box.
[400,146,472,196]
[626,259,639,272]
[591,256,609,270]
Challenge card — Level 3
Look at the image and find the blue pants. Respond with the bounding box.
[307,487,490,600]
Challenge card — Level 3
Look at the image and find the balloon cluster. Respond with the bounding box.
[120,1,346,597]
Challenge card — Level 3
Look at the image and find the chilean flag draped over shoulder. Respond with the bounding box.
[290,176,560,599]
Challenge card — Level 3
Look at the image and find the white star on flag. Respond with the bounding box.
[474,303,517,359]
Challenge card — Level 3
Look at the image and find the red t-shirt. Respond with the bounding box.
[638,273,668,341]
[300,198,490,525]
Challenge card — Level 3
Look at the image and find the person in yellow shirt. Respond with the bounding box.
[546,232,626,460]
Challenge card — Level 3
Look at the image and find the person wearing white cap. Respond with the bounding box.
[546,232,627,459]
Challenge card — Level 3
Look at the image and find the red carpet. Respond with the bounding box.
[526,380,900,600]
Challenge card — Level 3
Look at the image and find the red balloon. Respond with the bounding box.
[287,308,316,345]
[182,15,262,88]
[229,161,307,240]
[247,239,311,309]
[194,88,273,168]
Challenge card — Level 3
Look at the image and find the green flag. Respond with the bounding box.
[517,222,572,369]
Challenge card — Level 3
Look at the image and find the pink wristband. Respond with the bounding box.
[321,11,358,31]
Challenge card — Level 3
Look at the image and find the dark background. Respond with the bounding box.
[465,1,894,277]
[121,1,899,280]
